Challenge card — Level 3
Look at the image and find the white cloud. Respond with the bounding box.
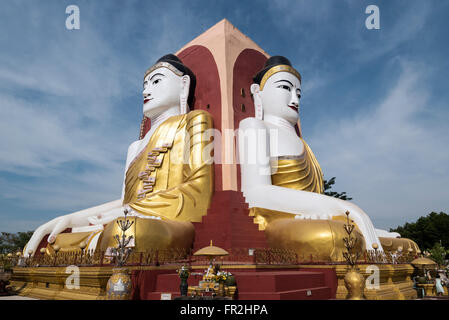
[309,59,449,229]
[0,2,206,232]
[265,0,432,94]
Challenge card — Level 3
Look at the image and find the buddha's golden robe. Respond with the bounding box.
[50,110,214,253]
[249,138,366,261]
[271,139,324,193]
[124,109,214,221]
[250,138,324,230]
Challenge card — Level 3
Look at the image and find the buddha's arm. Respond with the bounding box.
[129,110,214,221]
[25,137,154,256]
[63,141,146,229]
[238,118,382,250]
[24,199,122,256]
[68,141,145,227]
[243,177,381,251]
[121,140,141,201]
[375,228,400,238]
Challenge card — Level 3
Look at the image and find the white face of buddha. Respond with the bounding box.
[142,67,183,118]
[259,71,301,125]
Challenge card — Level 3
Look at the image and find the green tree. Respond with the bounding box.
[323,177,352,200]
[0,231,33,254]
[429,242,448,267]
[390,212,449,251]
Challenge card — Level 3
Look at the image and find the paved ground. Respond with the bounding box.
[0,295,38,300]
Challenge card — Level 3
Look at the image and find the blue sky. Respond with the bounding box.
[0,0,448,233]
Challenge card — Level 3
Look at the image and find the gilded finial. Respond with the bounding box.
[342,211,359,268]
[343,211,365,300]
[111,208,134,267]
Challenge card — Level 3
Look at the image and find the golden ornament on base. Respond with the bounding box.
[344,267,366,300]
[106,268,132,300]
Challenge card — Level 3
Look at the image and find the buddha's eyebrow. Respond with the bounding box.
[150,73,165,81]
[274,79,294,86]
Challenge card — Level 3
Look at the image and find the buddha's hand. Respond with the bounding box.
[24,216,71,257]
[87,210,122,226]
[24,200,123,257]
[335,199,383,252]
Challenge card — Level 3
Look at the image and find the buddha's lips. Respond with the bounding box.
[288,105,298,112]
[144,98,152,104]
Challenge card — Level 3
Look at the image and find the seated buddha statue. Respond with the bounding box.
[24,54,214,256]
[238,56,406,260]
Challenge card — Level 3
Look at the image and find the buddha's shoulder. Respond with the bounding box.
[239,117,266,130]
[186,109,213,124]
[127,139,141,152]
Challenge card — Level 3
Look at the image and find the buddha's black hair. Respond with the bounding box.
[156,54,196,107]
[253,55,296,85]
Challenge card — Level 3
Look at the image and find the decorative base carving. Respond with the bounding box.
[11,263,417,300]
[333,264,417,300]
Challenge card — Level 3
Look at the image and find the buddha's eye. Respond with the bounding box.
[277,84,291,91]
[143,81,148,89]
[153,78,161,85]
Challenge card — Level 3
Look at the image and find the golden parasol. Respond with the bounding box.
[193,240,229,265]
[411,257,438,277]
[411,257,437,267]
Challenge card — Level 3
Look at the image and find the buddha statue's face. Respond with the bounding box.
[259,71,301,125]
[142,66,183,118]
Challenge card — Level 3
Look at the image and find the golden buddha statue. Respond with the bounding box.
[238,56,410,261]
[25,54,214,255]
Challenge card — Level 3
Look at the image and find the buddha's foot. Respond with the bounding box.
[378,237,420,255]
[265,218,366,262]
[46,230,100,254]
[294,213,331,220]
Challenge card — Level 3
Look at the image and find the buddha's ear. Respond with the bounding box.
[250,83,260,95]
[250,84,263,120]
[180,75,191,114]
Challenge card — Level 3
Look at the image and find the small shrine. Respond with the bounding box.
[182,241,236,299]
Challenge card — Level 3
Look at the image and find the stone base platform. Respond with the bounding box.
[302,263,417,300]
[10,263,417,300]
[143,266,335,300]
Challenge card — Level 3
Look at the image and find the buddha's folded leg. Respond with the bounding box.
[264,218,366,262]
[46,217,195,256]
[45,230,102,254]
[98,217,195,253]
